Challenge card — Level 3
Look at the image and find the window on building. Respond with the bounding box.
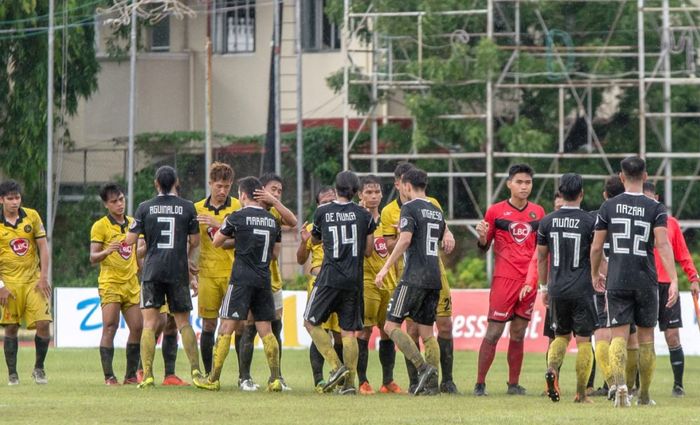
[149,16,170,52]
[214,0,256,54]
[302,0,340,52]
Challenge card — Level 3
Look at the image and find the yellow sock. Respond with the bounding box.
[342,336,358,388]
[389,328,424,368]
[423,336,440,370]
[140,328,156,380]
[595,340,611,386]
[626,348,639,389]
[308,326,341,369]
[547,336,569,371]
[262,333,280,379]
[210,334,232,382]
[576,342,594,396]
[180,324,202,373]
[639,342,656,402]
[609,337,627,387]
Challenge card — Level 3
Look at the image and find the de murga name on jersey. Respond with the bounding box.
[324,211,357,222]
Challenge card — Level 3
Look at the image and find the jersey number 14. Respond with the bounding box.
[329,224,357,258]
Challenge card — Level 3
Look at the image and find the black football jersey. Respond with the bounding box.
[537,207,595,298]
[130,194,199,285]
[312,201,376,291]
[220,206,281,288]
[399,198,446,289]
[595,192,667,289]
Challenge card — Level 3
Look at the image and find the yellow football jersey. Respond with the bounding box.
[269,207,284,292]
[364,218,389,281]
[194,196,241,278]
[305,223,324,271]
[0,207,46,284]
[90,215,140,286]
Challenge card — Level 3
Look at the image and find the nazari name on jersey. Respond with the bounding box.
[615,204,645,217]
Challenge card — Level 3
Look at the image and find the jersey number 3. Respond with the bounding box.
[157,217,175,249]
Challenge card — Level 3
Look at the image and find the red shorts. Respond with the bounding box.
[488,276,536,322]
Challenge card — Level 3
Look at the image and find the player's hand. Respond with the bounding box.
[375,268,387,289]
[476,220,489,244]
[106,241,121,254]
[188,260,199,276]
[541,291,549,308]
[592,273,605,292]
[666,282,679,308]
[254,189,276,208]
[0,287,15,307]
[36,277,52,300]
[519,285,533,302]
[442,230,455,254]
[299,221,311,242]
[190,277,199,297]
[690,281,700,296]
[197,214,220,228]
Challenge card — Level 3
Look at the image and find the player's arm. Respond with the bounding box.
[136,239,145,270]
[35,237,52,300]
[90,241,121,264]
[655,225,679,307]
[590,229,607,292]
[476,209,494,251]
[297,222,311,265]
[375,231,412,288]
[669,220,700,292]
[535,244,550,305]
[256,189,297,227]
[272,241,282,260]
[365,233,374,257]
[124,229,140,246]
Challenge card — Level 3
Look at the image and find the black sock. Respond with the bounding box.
[239,325,256,381]
[200,331,215,374]
[378,339,396,385]
[357,338,369,384]
[162,334,178,376]
[34,335,50,370]
[3,336,18,375]
[271,319,283,374]
[309,342,325,385]
[99,346,115,378]
[125,343,140,379]
[670,346,685,387]
[334,343,344,363]
[587,349,596,388]
[437,336,454,384]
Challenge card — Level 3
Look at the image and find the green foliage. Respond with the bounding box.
[445,254,488,289]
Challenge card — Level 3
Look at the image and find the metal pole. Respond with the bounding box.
[638,0,646,158]
[295,0,304,229]
[342,0,350,170]
[127,5,137,215]
[486,0,494,281]
[47,0,55,282]
[205,0,213,196]
[274,0,282,175]
[371,18,378,173]
[662,0,673,208]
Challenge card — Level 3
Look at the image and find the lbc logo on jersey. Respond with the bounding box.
[207,226,219,240]
[118,241,132,260]
[374,236,388,258]
[10,238,29,256]
[508,222,532,244]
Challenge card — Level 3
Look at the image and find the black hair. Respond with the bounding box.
[508,163,534,179]
[620,156,646,181]
[238,176,263,199]
[260,173,283,187]
[604,175,625,198]
[360,175,382,190]
[0,180,22,197]
[643,181,656,194]
[155,166,178,194]
[335,171,360,200]
[553,191,562,201]
[315,186,335,204]
[393,162,415,179]
[558,173,583,201]
[401,168,428,190]
[99,183,124,202]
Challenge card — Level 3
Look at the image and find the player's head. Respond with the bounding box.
[359,175,382,209]
[238,176,263,205]
[506,163,534,201]
[99,183,126,216]
[260,173,283,201]
[209,162,234,204]
[315,186,336,205]
[603,175,624,200]
[642,181,658,201]
[0,180,22,213]
[558,173,584,203]
[393,162,414,187]
[619,156,647,184]
[400,168,428,200]
[335,171,360,201]
[553,191,564,211]
[154,166,178,195]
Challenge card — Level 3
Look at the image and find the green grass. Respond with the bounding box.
[1,348,699,424]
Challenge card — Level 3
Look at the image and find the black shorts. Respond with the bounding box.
[141,280,192,313]
[220,284,275,322]
[658,283,682,331]
[606,286,658,329]
[304,286,363,331]
[543,308,555,339]
[549,295,597,338]
[386,284,440,326]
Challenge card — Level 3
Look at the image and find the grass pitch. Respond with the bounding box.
[1,348,699,424]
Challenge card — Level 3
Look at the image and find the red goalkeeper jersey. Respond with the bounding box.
[482,200,545,281]
[654,215,699,284]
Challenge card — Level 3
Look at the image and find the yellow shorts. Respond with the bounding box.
[0,281,52,329]
[437,264,452,317]
[363,280,391,327]
[99,276,140,313]
[198,276,229,319]
[306,275,341,334]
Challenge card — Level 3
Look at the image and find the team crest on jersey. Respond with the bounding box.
[207,226,218,240]
[508,222,532,244]
[118,242,132,260]
[374,236,388,258]
[529,211,537,219]
[129,220,137,230]
[23,225,32,233]
[399,218,408,229]
[10,238,29,256]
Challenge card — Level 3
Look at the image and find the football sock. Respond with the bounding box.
[357,338,369,383]
[334,342,344,363]
[162,334,178,376]
[342,336,359,388]
[437,336,453,383]
[272,319,283,372]
[140,328,156,379]
[200,330,215,374]
[595,340,611,386]
[403,337,420,386]
[34,335,50,370]
[669,345,684,387]
[424,336,440,370]
[507,338,524,385]
[125,343,140,379]
[587,349,596,388]
[210,334,231,382]
[476,338,497,384]
[179,324,201,373]
[99,346,115,378]
[309,342,325,385]
[378,339,396,385]
[238,325,256,380]
[576,342,594,396]
[389,329,424,369]
[3,336,18,375]
[262,333,280,380]
[547,336,568,372]
[608,336,627,387]
[639,342,656,401]
[626,348,639,389]
[308,326,341,370]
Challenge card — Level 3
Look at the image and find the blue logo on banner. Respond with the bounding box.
[77,297,102,331]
